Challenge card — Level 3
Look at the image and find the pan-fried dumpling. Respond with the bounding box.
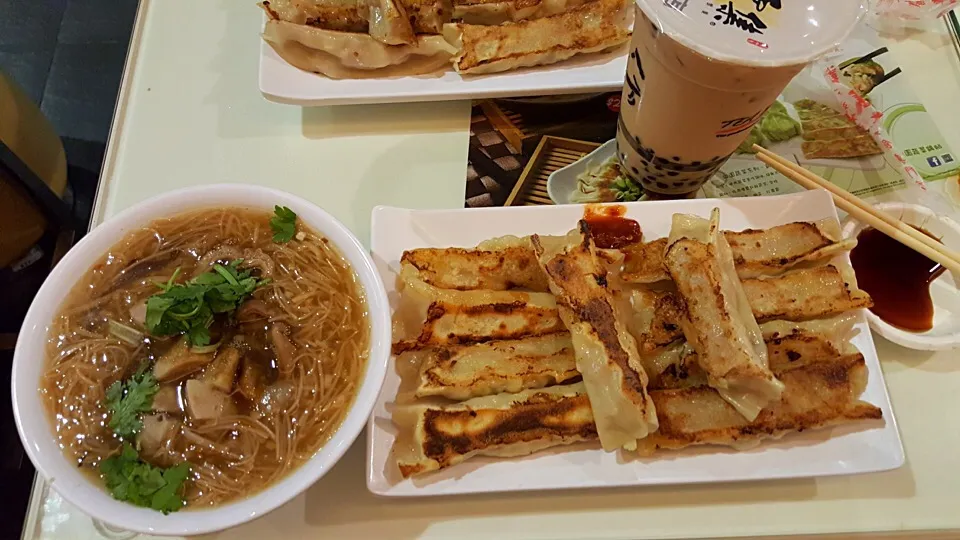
[394,383,596,477]
[761,313,860,370]
[263,0,368,32]
[443,0,631,75]
[400,0,454,33]
[413,334,579,400]
[475,234,532,250]
[622,218,857,284]
[262,19,457,79]
[725,218,855,279]
[532,225,658,452]
[627,287,687,353]
[368,0,416,45]
[263,0,441,38]
[664,209,784,421]
[631,264,872,352]
[452,0,590,25]
[743,263,873,323]
[392,263,563,353]
[638,354,881,455]
[650,314,862,390]
[400,236,548,292]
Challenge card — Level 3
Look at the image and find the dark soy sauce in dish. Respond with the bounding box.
[850,225,946,332]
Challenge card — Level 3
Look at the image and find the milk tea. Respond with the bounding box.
[618,0,863,197]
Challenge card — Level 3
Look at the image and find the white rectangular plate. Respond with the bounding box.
[258,37,626,106]
[367,190,904,497]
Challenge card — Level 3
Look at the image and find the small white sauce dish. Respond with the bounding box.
[546,138,617,204]
[11,184,391,536]
[842,202,960,351]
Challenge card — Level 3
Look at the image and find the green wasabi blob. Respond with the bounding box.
[736,126,764,154]
[759,101,802,143]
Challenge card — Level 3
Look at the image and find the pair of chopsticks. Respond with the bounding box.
[838,47,888,70]
[836,47,900,94]
[752,145,960,275]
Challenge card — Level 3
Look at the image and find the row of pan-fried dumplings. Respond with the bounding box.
[260,0,632,79]
[390,209,883,478]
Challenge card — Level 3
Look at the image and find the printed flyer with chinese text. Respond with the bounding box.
[462,25,960,214]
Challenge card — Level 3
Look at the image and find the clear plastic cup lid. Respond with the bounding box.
[638,0,867,67]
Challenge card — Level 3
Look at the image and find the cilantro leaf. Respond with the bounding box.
[186,325,211,348]
[144,262,268,347]
[269,205,297,243]
[101,443,191,514]
[144,295,176,331]
[106,369,159,439]
[153,463,191,514]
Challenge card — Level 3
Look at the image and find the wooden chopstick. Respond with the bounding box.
[751,145,960,275]
[753,146,960,258]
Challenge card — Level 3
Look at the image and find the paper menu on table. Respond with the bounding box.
[704,24,960,210]
[461,23,960,214]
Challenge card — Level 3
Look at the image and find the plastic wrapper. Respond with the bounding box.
[813,47,957,216]
[870,0,958,22]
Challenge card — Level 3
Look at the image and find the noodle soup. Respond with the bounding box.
[40,206,369,512]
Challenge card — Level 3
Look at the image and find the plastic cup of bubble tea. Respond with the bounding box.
[617,0,866,198]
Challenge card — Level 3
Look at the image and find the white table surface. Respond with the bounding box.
[21,1,960,539]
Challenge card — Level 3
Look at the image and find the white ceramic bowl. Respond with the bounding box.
[11,184,391,536]
[842,202,960,351]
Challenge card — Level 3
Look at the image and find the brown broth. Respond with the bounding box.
[40,207,370,508]
[849,226,945,332]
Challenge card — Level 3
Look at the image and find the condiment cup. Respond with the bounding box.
[842,202,960,351]
[11,184,391,535]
